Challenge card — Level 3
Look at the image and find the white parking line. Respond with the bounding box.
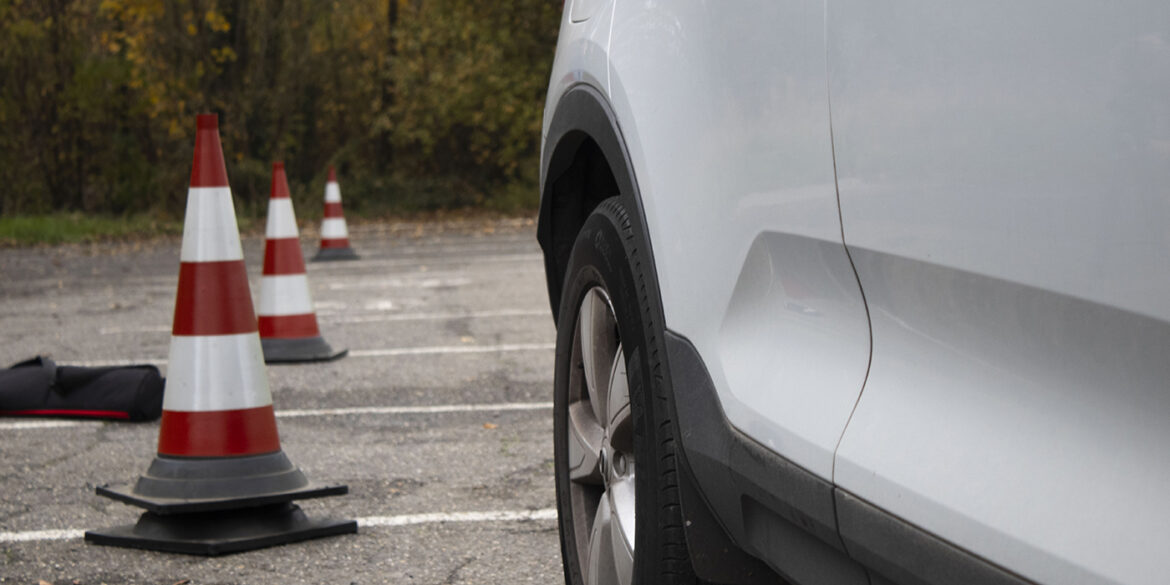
[328,308,548,324]
[0,508,558,543]
[278,402,552,418]
[0,401,553,431]
[0,420,88,430]
[327,276,473,291]
[349,343,554,358]
[66,342,554,367]
[0,529,84,543]
[99,308,549,334]
[359,508,557,527]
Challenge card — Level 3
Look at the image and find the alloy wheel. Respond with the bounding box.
[566,286,636,585]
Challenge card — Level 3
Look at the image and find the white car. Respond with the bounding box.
[537,2,1170,585]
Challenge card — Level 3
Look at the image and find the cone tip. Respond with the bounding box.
[273,161,285,171]
[328,166,337,182]
[190,114,229,188]
[196,114,218,130]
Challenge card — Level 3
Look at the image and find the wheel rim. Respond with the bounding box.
[567,286,636,585]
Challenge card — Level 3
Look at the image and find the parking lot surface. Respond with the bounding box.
[0,218,561,584]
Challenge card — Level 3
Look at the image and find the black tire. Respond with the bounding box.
[553,197,696,585]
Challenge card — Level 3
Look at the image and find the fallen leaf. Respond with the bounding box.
[483,423,498,430]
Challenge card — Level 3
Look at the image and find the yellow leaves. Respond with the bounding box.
[211,46,237,64]
[204,9,231,33]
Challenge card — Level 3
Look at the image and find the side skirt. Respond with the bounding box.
[665,331,1038,585]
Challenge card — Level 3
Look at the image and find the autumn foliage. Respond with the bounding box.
[0,0,561,218]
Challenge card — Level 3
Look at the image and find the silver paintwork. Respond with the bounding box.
[544,1,1170,583]
[828,3,1170,584]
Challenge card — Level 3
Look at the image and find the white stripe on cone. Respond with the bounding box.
[265,198,299,239]
[321,218,349,239]
[258,274,314,316]
[180,187,244,262]
[164,334,272,412]
[325,182,342,203]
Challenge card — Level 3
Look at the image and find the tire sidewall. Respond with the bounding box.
[553,198,690,585]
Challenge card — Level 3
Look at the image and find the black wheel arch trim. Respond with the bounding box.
[538,84,641,326]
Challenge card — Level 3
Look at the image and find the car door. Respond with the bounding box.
[608,0,871,485]
[827,2,1170,584]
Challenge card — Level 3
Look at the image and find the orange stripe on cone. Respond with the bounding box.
[172,260,258,336]
[263,238,307,276]
[157,406,281,457]
[259,314,321,339]
[190,115,229,188]
[319,238,352,249]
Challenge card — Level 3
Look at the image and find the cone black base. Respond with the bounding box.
[312,247,360,261]
[85,502,357,556]
[262,337,348,364]
[95,451,347,514]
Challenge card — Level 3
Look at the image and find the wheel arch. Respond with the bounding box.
[538,84,632,326]
[539,83,788,585]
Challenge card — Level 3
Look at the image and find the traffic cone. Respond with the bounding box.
[259,162,347,363]
[85,114,356,555]
[311,166,359,261]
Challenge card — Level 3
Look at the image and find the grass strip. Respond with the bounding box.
[0,213,183,246]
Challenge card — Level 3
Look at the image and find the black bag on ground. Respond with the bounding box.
[0,357,163,421]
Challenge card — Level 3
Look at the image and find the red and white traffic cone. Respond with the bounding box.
[86,114,355,556]
[259,162,346,363]
[312,166,359,261]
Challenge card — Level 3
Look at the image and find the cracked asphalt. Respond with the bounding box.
[0,217,563,584]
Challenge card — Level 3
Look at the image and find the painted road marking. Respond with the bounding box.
[99,308,548,334]
[0,420,90,431]
[349,342,554,358]
[360,508,557,527]
[68,342,554,366]
[278,402,552,418]
[326,276,473,291]
[0,509,558,543]
[0,401,553,431]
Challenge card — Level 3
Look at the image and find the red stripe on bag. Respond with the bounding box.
[172,261,258,336]
[157,406,281,457]
[262,238,307,276]
[259,314,321,338]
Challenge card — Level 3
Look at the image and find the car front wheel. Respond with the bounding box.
[553,197,696,585]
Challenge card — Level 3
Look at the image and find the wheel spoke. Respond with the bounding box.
[584,495,617,585]
[609,476,636,585]
[579,289,618,425]
[606,349,633,453]
[568,401,604,484]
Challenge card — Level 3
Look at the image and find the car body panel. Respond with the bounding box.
[606,0,869,482]
[541,0,615,155]
[827,2,1170,583]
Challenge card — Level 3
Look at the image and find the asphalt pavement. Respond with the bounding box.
[0,218,562,584]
